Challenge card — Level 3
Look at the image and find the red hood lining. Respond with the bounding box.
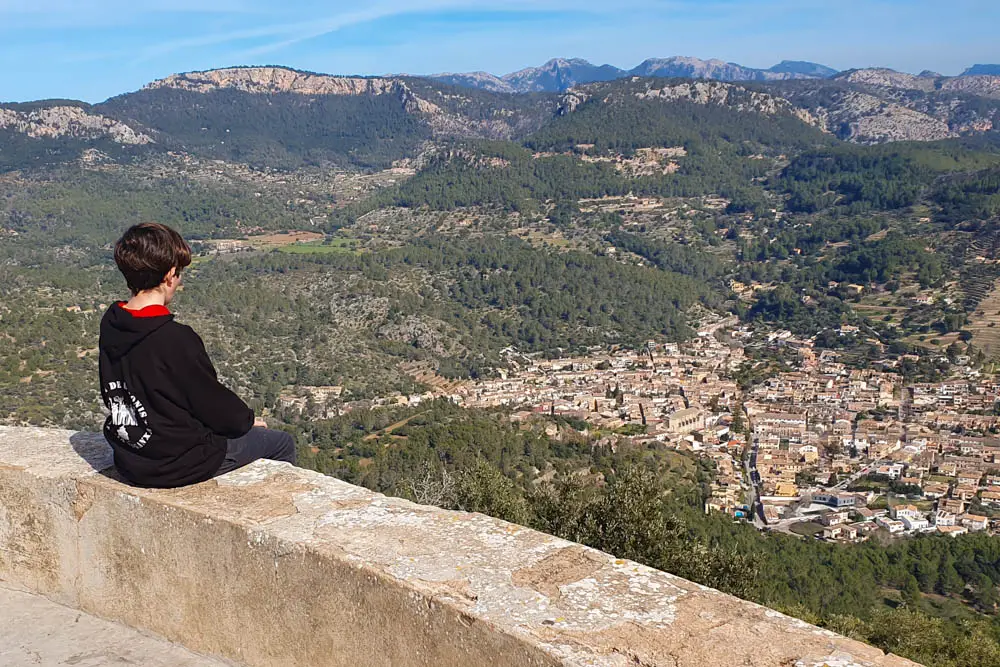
[118,302,171,318]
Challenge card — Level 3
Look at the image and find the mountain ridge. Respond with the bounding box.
[964,64,1000,76]
[501,58,626,93]
[4,62,1000,173]
[834,68,1000,99]
[428,56,837,93]
[428,58,1000,96]
[146,67,421,98]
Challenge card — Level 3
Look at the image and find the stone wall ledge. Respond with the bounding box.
[0,426,919,667]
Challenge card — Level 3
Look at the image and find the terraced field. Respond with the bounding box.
[967,279,1000,360]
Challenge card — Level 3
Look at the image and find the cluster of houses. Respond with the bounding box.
[455,323,744,450]
[743,330,1000,539]
[457,324,1000,539]
[805,494,991,542]
[447,320,750,515]
[280,320,1000,542]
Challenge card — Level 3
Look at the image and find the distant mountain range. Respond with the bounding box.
[427,57,1000,95]
[3,59,1000,172]
[429,57,840,93]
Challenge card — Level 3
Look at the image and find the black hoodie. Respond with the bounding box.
[98,302,254,488]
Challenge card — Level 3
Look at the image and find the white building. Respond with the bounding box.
[961,514,989,532]
[875,517,906,534]
[900,516,930,532]
[933,510,957,526]
[890,504,921,520]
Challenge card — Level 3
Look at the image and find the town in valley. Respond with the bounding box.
[281,312,1000,543]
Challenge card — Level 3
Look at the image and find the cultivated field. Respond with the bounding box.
[967,279,1000,360]
[247,231,324,247]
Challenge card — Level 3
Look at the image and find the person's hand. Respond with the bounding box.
[253,417,268,428]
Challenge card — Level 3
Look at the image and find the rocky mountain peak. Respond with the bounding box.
[542,58,581,68]
[499,58,626,93]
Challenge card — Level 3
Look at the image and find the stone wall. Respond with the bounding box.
[0,426,919,666]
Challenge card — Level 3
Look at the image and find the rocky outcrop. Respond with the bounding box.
[628,80,822,126]
[836,68,938,91]
[808,91,955,143]
[765,75,1000,143]
[941,75,1000,99]
[148,66,446,118]
[147,67,406,96]
[556,90,589,115]
[376,315,464,356]
[395,84,443,115]
[0,106,152,145]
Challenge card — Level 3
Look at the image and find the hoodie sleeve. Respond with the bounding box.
[172,325,254,439]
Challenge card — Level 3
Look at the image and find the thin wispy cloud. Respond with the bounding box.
[0,0,258,31]
[230,0,512,60]
[175,2,465,61]
[226,0,682,60]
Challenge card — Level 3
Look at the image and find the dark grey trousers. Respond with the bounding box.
[215,427,297,476]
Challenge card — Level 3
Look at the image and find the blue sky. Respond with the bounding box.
[1,0,997,103]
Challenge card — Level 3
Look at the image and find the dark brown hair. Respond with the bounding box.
[114,223,192,295]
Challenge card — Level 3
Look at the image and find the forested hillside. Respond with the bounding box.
[529,81,831,153]
[98,88,429,170]
[776,138,1000,214]
[4,64,1000,175]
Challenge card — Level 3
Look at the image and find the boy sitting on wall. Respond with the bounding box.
[99,222,296,488]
